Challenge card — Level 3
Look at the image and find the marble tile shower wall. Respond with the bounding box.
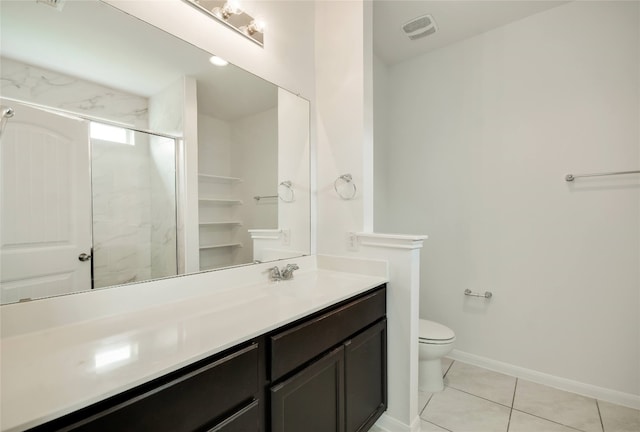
[0,57,148,128]
[91,136,153,288]
[149,134,178,280]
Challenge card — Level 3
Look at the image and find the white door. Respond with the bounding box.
[0,99,92,303]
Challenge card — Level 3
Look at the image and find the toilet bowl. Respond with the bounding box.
[419,319,455,392]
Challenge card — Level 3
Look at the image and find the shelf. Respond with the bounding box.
[198,174,242,183]
[199,243,243,250]
[199,221,243,226]
[199,198,243,205]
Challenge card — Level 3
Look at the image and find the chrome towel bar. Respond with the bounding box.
[565,170,640,182]
[254,181,295,203]
[464,289,492,299]
[334,174,357,200]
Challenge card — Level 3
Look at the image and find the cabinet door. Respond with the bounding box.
[271,346,345,432]
[345,320,387,432]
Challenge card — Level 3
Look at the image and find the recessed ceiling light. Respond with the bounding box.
[209,55,229,67]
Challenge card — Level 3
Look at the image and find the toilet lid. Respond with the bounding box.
[419,319,455,341]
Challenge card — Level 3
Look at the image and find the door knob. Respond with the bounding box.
[78,253,92,262]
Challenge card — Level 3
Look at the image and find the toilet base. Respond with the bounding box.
[419,358,445,392]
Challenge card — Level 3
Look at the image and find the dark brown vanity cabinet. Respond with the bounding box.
[271,345,346,432]
[345,320,387,432]
[30,342,264,432]
[28,284,386,432]
[269,286,387,432]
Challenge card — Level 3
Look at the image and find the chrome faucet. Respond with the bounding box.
[268,266,282,281]
[267,263,299,281]
[281,263,299,280]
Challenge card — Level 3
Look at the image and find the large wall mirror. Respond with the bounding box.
[0,0,310,304]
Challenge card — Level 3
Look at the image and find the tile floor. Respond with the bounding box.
[373,359,640,432]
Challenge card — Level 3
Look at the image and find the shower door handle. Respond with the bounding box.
[78,253,92,262]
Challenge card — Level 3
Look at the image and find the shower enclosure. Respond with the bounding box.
[90,122,177,289]
[0,99,178,302]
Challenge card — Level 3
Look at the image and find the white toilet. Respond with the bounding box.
[418,319,455,392]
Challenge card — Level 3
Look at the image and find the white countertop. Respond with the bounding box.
[0,269,387,431]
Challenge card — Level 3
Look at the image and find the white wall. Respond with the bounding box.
[373,54,390,231]
[277,88,312,257]
[199,115,232,177]
[315,0,370,255]
[232,107,279,264]
[377,1,640,401]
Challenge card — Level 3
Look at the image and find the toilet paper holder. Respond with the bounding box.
[464,289,492,299]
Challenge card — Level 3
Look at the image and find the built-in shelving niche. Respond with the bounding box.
[198,173,245,271]
[199,243,243,250]
[198,174,242,183]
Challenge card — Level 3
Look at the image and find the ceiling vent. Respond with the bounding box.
[402,14,437,40]
[36,0,66,11]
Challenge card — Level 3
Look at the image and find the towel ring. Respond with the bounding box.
[278,181,295,203]
[334,174,357,200]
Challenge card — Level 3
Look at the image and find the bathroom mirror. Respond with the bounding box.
[0,0,310,304]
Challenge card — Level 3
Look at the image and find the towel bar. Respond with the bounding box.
[565,170,640,182]
[464,289,492,299]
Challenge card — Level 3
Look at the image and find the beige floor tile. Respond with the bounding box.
[444,361,516,406]
[442,357,454,376]
[509,410,585,432]
[370,421,450,432]
[422,386,511,432]
[421,419,450,431]
[419,390,434,415]
[598,400,640,432]
[513,380,602,432]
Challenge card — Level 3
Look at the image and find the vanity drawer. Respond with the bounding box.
[207,399,261,432]
[61,343,260,432]
[270,286,386,381]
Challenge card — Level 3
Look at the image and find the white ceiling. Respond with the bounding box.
[0,0,276,121]
[373,0,571,65]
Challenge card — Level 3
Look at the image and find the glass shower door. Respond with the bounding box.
[90,123,177,288]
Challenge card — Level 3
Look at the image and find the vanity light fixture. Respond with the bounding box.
[182,0,265,46]
[209,55,229,66]
[241,19,266,36]
[36,0,66,11]
[211,0,241,20]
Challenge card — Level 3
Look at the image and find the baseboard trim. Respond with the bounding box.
[449,349,640,410]
[374,413,421,432]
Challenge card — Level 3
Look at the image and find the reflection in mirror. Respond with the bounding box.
[0,0,310,304]
[90,124,178,289]
[0,106,179,303]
